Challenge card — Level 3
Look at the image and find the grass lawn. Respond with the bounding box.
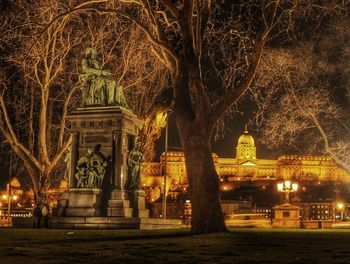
[0,228,350,264]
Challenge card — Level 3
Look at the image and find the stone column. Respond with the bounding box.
[121,131,128,189]
[69,132,79,188]
[113,131,122,190]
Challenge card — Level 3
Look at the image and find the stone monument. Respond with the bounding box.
[272,203,301,228]
[52,47,182,229]
[57,47,147,219]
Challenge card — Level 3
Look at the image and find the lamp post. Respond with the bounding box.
[333,202,345,221]
[156,110,172,219]
[7,152,13,217]
[277,180,298,203]
[2,193,17,216]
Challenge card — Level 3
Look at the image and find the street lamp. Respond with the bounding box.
[334,202,345,221]
[1,192,18,217]
[277,180,298,203]
[7,152,13,217]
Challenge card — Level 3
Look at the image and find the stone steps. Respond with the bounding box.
[107,199,130,208]
[107,207,133,217]
[49,217,182,230]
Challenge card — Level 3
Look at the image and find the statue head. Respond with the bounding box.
[135,139,143,151]
[87,148,94,156]
[85,47,97,58]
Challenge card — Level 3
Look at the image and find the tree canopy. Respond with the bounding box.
[0,0,348,233]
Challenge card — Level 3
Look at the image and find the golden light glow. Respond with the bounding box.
[337,203,344,210]
[13,195,18,201]
[277,180,298,192]
[292,183,298,191]
[155,112,168,128]
[285,180,291,188]
[2,195,7,200]
[277,183,283,191]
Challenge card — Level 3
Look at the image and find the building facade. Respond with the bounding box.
[141,128,350,201]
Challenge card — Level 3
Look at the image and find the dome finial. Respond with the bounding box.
[244,124,248,133]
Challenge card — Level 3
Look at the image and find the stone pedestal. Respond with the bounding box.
[273,203,300,228]
[67,106,143,191]
[64,189,102,217]
[54,105,153,228]
[133,191,150,218]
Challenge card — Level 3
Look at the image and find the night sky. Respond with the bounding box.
[0,1,348,190]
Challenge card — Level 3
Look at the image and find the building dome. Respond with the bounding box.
[236,126,256,160]
[10,177,21,188]
[238,130,255,146]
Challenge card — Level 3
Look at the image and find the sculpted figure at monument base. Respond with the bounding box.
[125,142,144,191]
[75,148,107,189]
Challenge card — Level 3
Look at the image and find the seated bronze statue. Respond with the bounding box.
[80,47,129,108]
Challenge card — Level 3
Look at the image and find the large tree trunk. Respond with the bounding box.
[174,57,227,234]
[178,126,227,233]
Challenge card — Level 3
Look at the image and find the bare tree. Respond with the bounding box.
[18,0,349,233]
[0,0,165,202]
[252,18,350,174]
[0,1,81,202]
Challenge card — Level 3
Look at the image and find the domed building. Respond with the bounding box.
[141,127,350,201]
[236,126,256,160]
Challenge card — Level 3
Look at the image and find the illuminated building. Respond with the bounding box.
[0,178,68,212]
[141,128,350,201]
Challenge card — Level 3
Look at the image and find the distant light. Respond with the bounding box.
[277,183,283,191]
[337,203,344,210]
[186,200,190,203]
[2,195,7,200]
[156,112,167,128]
[292,183,298,191]
[13,195,18,201]
[284,180,291,188]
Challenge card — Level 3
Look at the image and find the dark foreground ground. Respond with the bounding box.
[0,228,349,264]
